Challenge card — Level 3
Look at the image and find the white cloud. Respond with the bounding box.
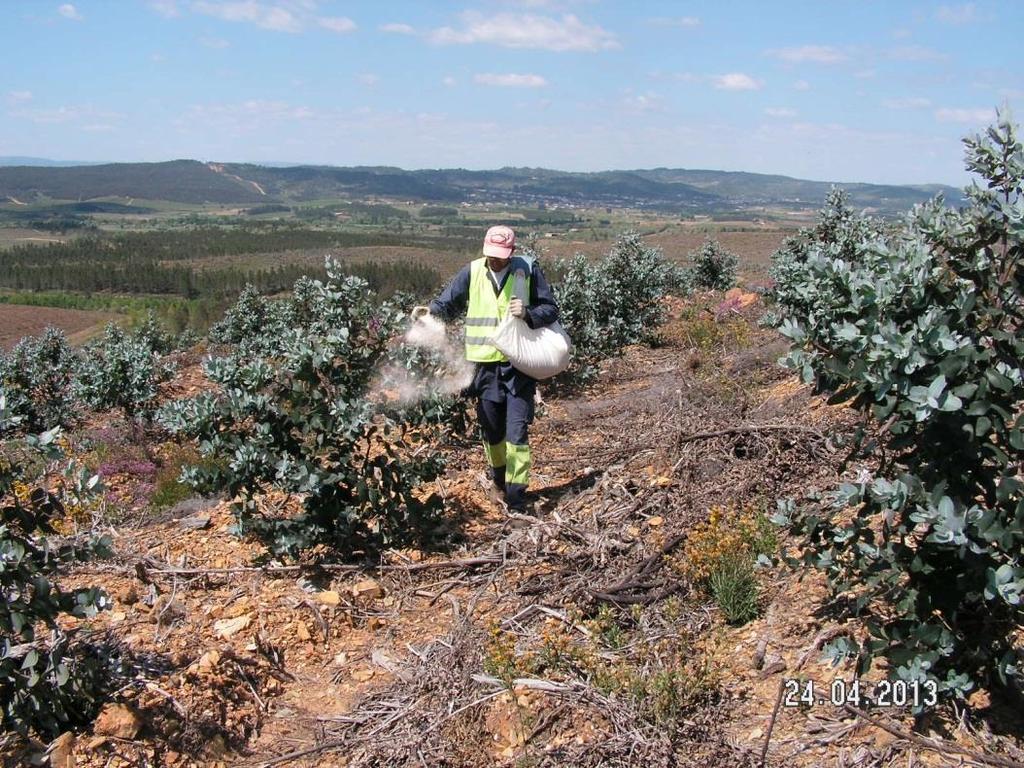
[199,36,230,48]
[793,80,811,91]
[884,97,932,110]
[430,12,619,52]
[7,91,33,103]
[191,2,301,33]
[622,91,664,112]
[442,76,457,87]
[647,16,701,28]
[888,45,947,61]
[380,22,415,34]
[58,4,82,20]
[319,16,356,33]
[854,69,876,79]
[149,0,180,18]
[935,107,996,123]
[936,3,976,25]
[764,107,797,118]
[9,104,123,125]
[357,73,380,86]
[663,72,701,83]
[712,73,761,91]
[183,100,317,127]
[767,45,846,64]
[474,73,548,88]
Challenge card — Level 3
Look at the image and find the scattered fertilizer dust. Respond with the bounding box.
[371,314,475,405]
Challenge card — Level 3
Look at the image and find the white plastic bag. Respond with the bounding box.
[490,314,572,380]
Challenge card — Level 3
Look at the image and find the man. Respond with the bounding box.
[418,225,560,513]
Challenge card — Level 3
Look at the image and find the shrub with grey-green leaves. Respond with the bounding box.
[75,322,175,431]
[208,282,296,356]
[158,259,447,558]
[553,232,680,383]
[0,391,114,736]
[0,328,79,435]
[769,112,1024,700]
[687,237,739,291]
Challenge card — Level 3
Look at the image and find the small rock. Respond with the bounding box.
[367,616,387,630]
[752,638,768,670]
[316,590,342,606]
[196,650,221,672]
[748,727,764,740]
[759,659,787,678]
[351,668,375,682]
[333,651,349,665]
[108,611,126,624]
[93,703,142,739]
[203,734,229,759]
[295,622,311,642]
[150,596,186,624]
[352,579,384,600]
[177,515,210,531]
[116,584,139,605]
[213,614,251,639]
[645,516,664,527]
[48,732,75,768]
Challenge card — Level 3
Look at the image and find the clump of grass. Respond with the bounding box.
[708,554,760,625]
[673,501,778,625]
[677,306,751,353]
[149,443,203,511]
[483,611,718,733]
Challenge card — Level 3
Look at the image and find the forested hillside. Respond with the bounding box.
[0,160,964,213]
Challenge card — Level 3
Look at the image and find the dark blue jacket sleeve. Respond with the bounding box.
[428,265,471,322]
[524,262,559,329]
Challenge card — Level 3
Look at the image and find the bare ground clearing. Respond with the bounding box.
[0,304,117,350]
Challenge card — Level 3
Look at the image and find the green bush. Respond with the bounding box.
[0,328,79,435]
[688,237,739,291]
[158,259,448,558]
[0,392,114,736]
[552,232,683,382]
[769,113,1024,699]
[75,322,175,431]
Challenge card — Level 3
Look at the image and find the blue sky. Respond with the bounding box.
[2,1,1021,185]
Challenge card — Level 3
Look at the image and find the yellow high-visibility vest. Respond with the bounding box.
[464,256,531,363]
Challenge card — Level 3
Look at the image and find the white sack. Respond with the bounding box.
[490,314,572,380]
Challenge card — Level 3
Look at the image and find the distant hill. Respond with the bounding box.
[0,156,99,168]
[0,159,966,213]
[0,160,266,204]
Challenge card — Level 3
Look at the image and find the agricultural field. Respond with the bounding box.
[0,303,115,350]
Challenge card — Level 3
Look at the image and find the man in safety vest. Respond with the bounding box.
[419,225,560,513]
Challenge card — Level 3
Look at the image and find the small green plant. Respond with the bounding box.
[709,554,760,625]
[674,502,775,625]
